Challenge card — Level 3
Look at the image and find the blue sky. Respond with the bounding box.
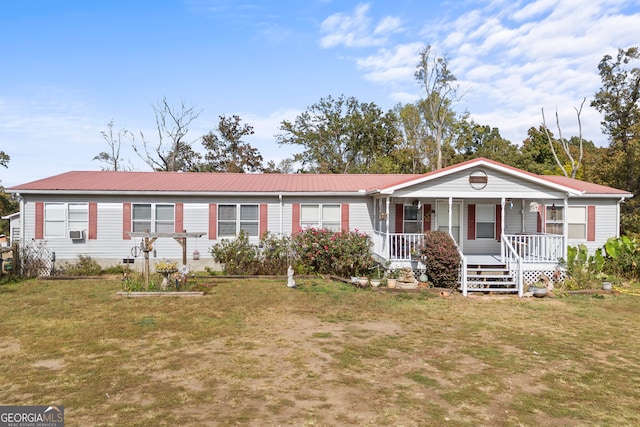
[2,0,639,187]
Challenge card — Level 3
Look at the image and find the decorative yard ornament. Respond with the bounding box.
[529,201,540,212]
[287,265,296,288]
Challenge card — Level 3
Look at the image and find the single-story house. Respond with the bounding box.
[6,157,632,296]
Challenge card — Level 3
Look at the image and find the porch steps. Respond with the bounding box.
[464,263,517,293]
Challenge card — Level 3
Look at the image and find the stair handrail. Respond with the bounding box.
[502,235,524,297]
[456,243,468,297]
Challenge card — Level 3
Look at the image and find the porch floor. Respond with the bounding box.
[466,255,503,265]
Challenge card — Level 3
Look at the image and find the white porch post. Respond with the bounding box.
[385,197,391,260]
[500,197,505,261]
[563,197,569,260]
[448,196,452,237]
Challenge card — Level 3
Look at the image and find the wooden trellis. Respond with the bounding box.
[127,230,206,289]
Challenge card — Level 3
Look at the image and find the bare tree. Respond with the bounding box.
[541,98,585,178]
[414,45,462,170]
[133,97,203,171]
[93,120,134,171]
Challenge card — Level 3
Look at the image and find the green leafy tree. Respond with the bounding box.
[276,95,400,173]
[516,126,564,175]
[591,47,640,234]
[0,152,17,235]
[200,115,264,173]
[591,47,640,192]
[453,119,519,166]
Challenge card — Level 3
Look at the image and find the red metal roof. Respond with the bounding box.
[7,158,632,197]
[8,171,422,193]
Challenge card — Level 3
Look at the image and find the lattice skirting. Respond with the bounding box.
[522,269,566,285]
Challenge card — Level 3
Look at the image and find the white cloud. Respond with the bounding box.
[330,0,640,146]
[319,3,402,48]
[356,42,424,84]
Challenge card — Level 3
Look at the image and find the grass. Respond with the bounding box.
[1,277,640,426]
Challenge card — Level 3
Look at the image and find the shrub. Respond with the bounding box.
[418,231,461,288]
[257,232,292,275]
[292,228,374,277]
[58,255,102,276]
[209,230,259,275]
[603,235,640,279]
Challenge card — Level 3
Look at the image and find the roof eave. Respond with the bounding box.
[9,189,370,197]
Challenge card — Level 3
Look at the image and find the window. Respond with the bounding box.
[300,204,341,231]
[568,206,587,239]
[44,203,88,238]
[403,205,422,234]
[218,204,259,237]
[44,203,65,238]
[545,205,564,235]
[132,204,174,233]
[545,205,587,239]
[68,203,88,231]
[476,205,495,239]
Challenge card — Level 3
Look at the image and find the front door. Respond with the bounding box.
[436,201,462,246]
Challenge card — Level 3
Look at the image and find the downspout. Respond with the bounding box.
[19,195,25,247]
[617,197,625,238]
[279,194,283,236]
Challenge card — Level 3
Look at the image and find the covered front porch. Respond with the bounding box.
[371,196,568,296]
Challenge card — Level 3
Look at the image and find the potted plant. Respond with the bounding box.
[528,282,547,298]
[386,269,399,288]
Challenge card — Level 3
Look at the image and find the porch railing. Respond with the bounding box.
[502,236,524,297]
[502,234,565,264]
[373,232,424,261]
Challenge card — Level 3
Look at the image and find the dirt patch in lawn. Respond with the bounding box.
[2,278,640,426]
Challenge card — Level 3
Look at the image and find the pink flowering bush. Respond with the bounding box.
[292,228,374,277]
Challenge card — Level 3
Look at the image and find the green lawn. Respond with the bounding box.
[1,277,639,426]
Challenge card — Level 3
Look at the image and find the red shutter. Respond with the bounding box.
[537,205,545,233]
[467,204,476,240]
[88,202,97,240]
[341,204,349,231]
[495,204,502,241]
[123,203,131,240]
[423,204,431,231]
[587,205,596,241]
[259,204,268,237]
[35,202,44,240]
[174,203,184,232]
[292,203,300,234]
[395,204,404,233]
[209,204,217,240]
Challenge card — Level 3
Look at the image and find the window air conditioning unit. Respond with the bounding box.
[69,230,85,240]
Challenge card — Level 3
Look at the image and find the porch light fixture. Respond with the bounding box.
[550,203,557,220]
[379,212,388,221]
